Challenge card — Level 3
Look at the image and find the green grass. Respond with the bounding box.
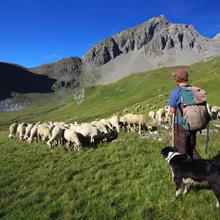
[1,57,220,219]
[1,130,220,219]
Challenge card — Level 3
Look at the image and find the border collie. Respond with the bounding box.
[161,146,220,208]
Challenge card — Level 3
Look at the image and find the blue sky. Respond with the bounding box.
[1,0,220,67]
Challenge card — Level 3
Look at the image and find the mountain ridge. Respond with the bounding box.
[1,15,220,102]
[82,15,220,84]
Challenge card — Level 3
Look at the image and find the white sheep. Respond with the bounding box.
[23,123,34,140]
[91,121,112,142]
[163,106,171,123]
[27,123,40,143]
[155,108,165,125]
[74,123,102,144]
[99,119,113,130]
[120,113,145,134]
[211,105,220,119]
[37,124,53,142]
[148,111,156,122]
[108,115,120,133]
[53,122,66,127]
[211,106,220,113]
[8,123,18,138]
[64,128,81,150]
[91,121,109,134]
[69,123,80,130]
[47,126,65,148]
[16,123,27,140]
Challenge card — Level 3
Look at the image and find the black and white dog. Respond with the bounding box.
[161,146,220,208]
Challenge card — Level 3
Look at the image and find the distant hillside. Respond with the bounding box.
[1,56,220,124]
[31,57,82,80]
[31,57,82,90]
[0,57,83,102]
[0,62,56,101]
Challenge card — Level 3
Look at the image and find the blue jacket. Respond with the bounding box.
[168,87,183,125]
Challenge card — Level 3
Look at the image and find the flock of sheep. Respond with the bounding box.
[8,104,220,150]
[7,108,167,150]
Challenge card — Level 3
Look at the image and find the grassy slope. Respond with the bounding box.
[1,57,220,127]
[1,57,220,219]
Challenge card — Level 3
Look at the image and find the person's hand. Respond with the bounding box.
[169,107,176,114]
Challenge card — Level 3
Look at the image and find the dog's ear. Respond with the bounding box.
[161,146,176,152]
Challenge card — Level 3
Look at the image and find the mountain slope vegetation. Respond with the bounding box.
[1,57,220,219]
[1,56,220,127]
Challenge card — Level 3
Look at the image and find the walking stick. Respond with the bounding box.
[171,113,175,181]
[171,113,175,148]
[205,123,209,154]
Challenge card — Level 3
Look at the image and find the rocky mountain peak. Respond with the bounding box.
[147,14,169,25]
[82,15,210,67]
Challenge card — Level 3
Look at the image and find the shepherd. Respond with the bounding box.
[168,68,211,159]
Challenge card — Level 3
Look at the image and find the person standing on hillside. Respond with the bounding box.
[168,69,202,159]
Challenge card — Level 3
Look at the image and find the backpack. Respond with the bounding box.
[178,86,211,131]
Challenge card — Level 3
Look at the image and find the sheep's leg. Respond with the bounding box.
[47,140,52,148]
[127,124,130,133]
[59,137,62,146]
[73,143,76,151]
[90,136,94,144]
[128,124,132,133]
[37,134,41,142]
[19,133,23,141]
[73,143,80,151]
[138,124,141,135]
[130,124,135,133]
[66,141,71,151]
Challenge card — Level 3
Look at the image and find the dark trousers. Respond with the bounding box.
[174,124,201,159]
